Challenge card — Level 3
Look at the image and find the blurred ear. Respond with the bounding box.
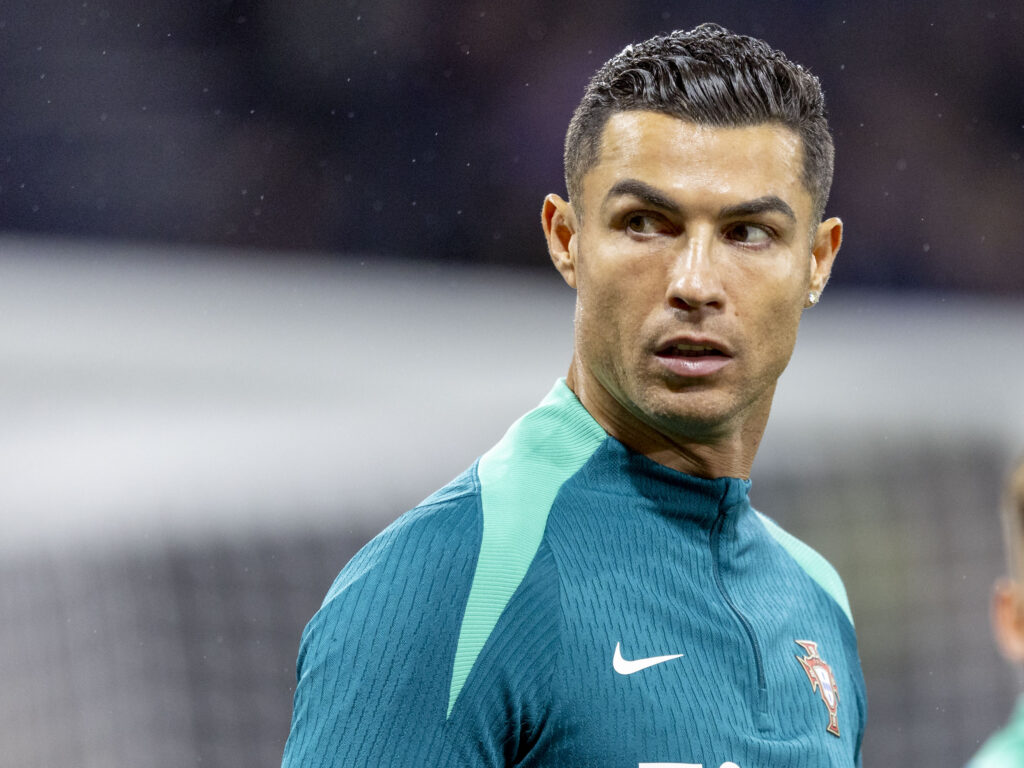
[542,194,579,289]
[809,217,843,295]
[992,579,1024,663]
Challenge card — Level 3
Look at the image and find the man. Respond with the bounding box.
[967,457,1024,767]
[282,23,865,767]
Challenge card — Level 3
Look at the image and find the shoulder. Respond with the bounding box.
[295,464,485,693]
[969,730,1024,768]
[968,698,1024,768]
[753,510,855,627]
[320,464,483,608]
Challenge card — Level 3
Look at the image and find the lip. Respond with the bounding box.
[653,335,734,379]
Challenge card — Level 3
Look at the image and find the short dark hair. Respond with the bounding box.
[564,24,834,221]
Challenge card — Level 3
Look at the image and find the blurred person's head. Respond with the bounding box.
[562,23,835,223]
[991,457,1024,663]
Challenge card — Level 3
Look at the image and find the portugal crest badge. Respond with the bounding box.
[794,639,840,737]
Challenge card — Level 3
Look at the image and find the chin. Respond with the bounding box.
[634,388,738,438]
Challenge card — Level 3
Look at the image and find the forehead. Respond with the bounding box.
[583,110,812,218]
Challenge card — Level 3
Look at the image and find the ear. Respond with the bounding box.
[542,194,579,289]
[808,216,843,296]
[992,579,1024,663]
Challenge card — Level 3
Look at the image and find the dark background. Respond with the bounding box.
[2,0,1023,294]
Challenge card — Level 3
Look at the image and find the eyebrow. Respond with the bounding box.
[603,179,796,222]
[719,196,796,222]
[604,179,681,215]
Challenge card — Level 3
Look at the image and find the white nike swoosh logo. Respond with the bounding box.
[612,642,684,675]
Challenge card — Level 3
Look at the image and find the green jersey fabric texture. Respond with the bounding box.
[282,380,867,767]
[969,696,1024,767]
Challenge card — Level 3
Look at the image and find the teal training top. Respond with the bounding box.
[968,695,1024,767]
[282,380,867,767]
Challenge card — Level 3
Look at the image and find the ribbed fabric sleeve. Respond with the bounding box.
[281,471,483,766]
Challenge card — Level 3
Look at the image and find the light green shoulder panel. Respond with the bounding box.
[755,511,855,627]
[447,380,607,717]
[968,697,1024,768]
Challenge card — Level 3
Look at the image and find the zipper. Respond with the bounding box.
[710,506,771,730]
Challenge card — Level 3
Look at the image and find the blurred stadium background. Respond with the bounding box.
[2,1,1022,766]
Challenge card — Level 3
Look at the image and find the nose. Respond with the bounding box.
[666,229,725,311]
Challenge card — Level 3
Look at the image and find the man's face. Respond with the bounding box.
[547,110,839,447]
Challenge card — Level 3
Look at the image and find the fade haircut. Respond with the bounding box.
[564,23,834,221]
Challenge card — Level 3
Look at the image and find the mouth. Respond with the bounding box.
[654,338,733,377]
[656,342,729,359]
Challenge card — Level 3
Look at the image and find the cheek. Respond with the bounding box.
[739,283,805,352]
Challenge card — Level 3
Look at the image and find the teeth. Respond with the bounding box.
[669,343,721,357]
[674,343,712,352]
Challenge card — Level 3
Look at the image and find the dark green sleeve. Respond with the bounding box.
[281,492,487,766]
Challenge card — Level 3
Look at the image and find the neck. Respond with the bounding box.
[565,363,770,480]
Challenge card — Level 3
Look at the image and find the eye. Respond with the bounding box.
[625,213,670,236]
[724,222,773,246]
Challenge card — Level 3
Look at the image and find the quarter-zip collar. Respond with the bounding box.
[603,436,752,526]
